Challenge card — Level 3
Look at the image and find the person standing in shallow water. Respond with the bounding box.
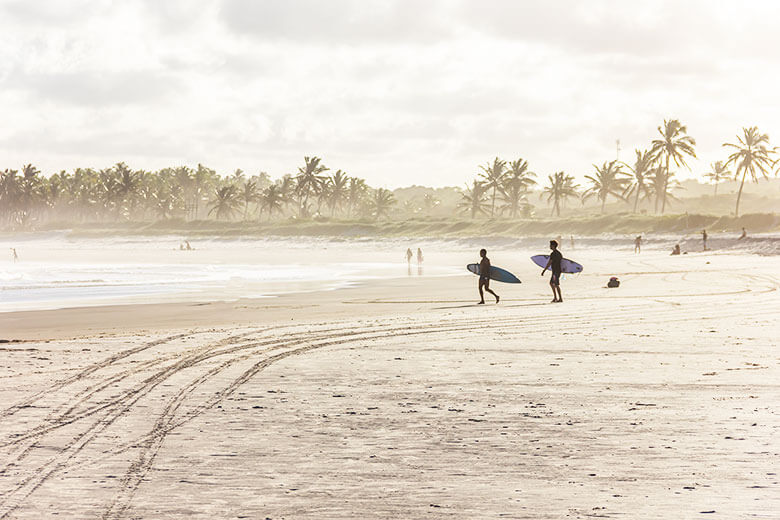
[416,248,423,266]
[702,229,708,251]
[10,248,18,263]
[477,249,499,305]
[634,235,642,253]
[406,248,413,266]
[541,240,563,303]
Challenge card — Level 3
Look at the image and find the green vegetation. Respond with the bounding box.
[34,213,778,240]
[1,120,778,232]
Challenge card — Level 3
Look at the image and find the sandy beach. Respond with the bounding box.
[0,249,778,518]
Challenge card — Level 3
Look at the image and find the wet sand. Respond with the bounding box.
[0,251,778,518]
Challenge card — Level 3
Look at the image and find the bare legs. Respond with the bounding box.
[479,279,499,304]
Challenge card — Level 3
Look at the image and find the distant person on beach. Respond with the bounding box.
[417,248,423,265]
[11,248,18,263]
[738,227,747,240]
[406,248,413,265]
[185,241,192,251]
[634,235,642,253]
[541,240,563,303]
[671,244,681,256]
[570,235,575,249]
[477,249,499,305]
[701,229,708,251]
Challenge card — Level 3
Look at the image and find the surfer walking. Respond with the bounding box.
[406,248,413,266]
[477,249,499,305]
[541,240,563,303]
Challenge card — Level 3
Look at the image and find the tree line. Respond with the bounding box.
[459,121,777,218]
[0,121,776,228]
[0,157,397,228]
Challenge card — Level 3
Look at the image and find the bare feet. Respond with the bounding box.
[551,298,559,303]
[478,301,485,305]
[495,295,500,304]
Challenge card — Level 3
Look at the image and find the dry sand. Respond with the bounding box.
[0,251,778,518]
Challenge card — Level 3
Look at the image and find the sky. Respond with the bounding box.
[1,0,780,188]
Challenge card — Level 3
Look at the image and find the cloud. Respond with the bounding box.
[219,0,454,44]
[2,0,780,187]
[6,70,182,107]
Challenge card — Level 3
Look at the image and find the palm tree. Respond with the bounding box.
[260,184,285,221]
[479,157,507,217]
[151,185,174,219]
[295,156,328,217]
[723,126,776,217]
[420,193,438,215]
[113,162,141,217]
[208,185,241,220]
[703,161,731,196]
[326,170,349,216]
[0,169,21,225]
[172,166,194,218]
[623,149,654,213]
[583,161,629,213]
[193,164,216,219]
[347,177,368,217]
[501,158,536,218]
[239,179,259,220]
[277,175,296,216]
[542,171,579,217]
[645,166,681,209]
[650,119,696,213]
[370,188,396,220]
[457,180,489,219]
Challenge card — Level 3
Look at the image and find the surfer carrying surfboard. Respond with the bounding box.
[541,240,563,303]
[478,249,499,305]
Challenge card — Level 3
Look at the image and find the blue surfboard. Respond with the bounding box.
[531,254,583,274]
[467,263,521,283]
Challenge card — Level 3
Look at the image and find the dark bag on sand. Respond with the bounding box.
[607,277,620,288]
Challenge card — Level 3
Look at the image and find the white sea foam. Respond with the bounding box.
[0,235,459,312]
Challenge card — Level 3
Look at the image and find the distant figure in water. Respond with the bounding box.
[406,248,413,265]
[634,235,642,253]
[570,235,575,249]
[10,248,18,263]
[738,227,747,240]
[185,241,192,251]
[417,248,423,265]
[541,240,563,303]
[701,229,708,251]
[671,244,681,256]
[179,243,185,250]
[477,249,499,305]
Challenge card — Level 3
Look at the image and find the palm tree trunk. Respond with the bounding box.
[633,186,640,213]
[714,182,718,197]
[660,155,670,214]
[491,188,496,217]
[601,196,606,214]
[735,171,746,218]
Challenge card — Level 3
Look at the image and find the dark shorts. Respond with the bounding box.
[479,276,490,286]
[550,272,561,285]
